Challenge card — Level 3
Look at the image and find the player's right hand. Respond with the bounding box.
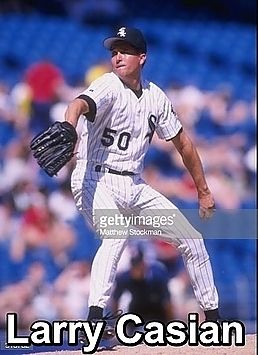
[198,192,216,219]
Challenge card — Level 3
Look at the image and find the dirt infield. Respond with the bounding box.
[25,334,256,355]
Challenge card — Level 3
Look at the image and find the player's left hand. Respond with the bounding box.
[30,121,78,177]
[198,192,216,219]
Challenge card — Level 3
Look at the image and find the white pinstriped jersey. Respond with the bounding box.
[77,72,182,173]
[71,73,219,313]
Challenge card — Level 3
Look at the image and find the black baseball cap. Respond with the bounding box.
[103,27,147,53]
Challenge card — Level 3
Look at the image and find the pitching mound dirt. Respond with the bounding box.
[26,334,256,355]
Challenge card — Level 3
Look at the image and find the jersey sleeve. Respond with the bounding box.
[155,91,182,140]
[79,73,116,119]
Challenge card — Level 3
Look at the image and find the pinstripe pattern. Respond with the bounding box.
[71,162,218,311]
[70,71,218,312]
[77,73,182,173]
[132,181,218,310]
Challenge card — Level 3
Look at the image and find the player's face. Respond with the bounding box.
[111,42,146,80]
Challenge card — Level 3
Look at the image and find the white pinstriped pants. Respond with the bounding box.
[71,161,219,312]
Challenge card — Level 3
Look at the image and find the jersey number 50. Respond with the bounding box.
[101,127,131,151]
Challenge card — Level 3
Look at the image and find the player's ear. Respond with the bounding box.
[139,53,146,66]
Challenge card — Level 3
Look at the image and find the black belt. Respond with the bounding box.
[95,165,135,176]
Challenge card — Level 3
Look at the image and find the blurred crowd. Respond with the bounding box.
[0,58,256,328]
[0,0,255,24]
[0,0,126,26]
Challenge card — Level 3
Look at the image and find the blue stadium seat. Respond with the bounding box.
[0,14,255,98]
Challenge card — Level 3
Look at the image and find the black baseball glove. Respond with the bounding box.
[30,121,78,177]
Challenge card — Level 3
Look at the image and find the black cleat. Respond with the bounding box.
[204,308,220,321]
[79,310,123,345]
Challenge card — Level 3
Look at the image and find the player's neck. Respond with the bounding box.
[131,86,143,98]
[123,79,142,98]
[119,76,142,92]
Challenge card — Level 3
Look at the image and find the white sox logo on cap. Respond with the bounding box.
[103,27,147,53]
[117,27,126,37]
